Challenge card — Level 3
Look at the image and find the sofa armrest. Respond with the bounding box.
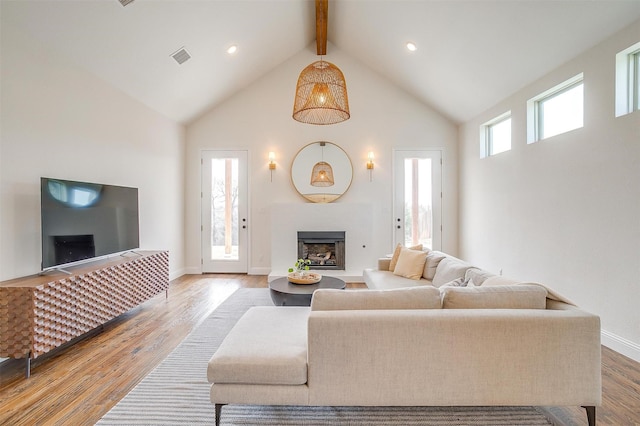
[377,257,391,271]
[307,309,601,407]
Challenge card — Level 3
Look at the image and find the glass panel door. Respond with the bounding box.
[201,150,248,273]
[393,150,442,251]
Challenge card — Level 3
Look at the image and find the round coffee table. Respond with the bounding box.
[269,275,346,306]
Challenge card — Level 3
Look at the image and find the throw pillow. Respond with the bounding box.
[464,268,495,286]
[388,243,423,271]
[431,257,472,287]
[439,277,468,288]
[392,247,428,280]
[481,276,520,287]
[441,284,548,309]
[422,251,447,281]
[310,287,442,311]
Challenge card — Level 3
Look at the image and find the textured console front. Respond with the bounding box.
[0,251,169,360]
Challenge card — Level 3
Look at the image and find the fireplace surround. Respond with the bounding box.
[269,203,373,282]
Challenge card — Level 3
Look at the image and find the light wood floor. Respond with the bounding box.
[0,274,638,425]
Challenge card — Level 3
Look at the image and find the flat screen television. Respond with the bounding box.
[40,177,140,271]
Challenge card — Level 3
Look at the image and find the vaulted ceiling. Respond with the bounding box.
[3,0,640,125]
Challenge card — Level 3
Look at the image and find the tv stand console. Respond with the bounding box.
[0,250,169,377]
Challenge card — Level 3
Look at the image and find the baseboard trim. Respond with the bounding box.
[181,266,202,275]
[169,268,187,281]
[249,267,271,276]
[601,329,640,362]
[178,267,270,276]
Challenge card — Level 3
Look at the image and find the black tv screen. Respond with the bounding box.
[40,177,140,270]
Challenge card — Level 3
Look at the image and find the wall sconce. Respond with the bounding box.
[268,152,276,182]
[366,151,374,181]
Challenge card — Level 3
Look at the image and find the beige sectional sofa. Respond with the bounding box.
[207,277,602,425]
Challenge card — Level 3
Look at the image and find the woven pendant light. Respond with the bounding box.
[292,0,350,125]
[293,60,350,125]
[310,161,335,187]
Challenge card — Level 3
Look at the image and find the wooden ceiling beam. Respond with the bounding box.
[316,0,328,55]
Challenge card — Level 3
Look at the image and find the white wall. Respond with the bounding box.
[0,22,186,280]
[186,43,458,275]
[459,20,640,361]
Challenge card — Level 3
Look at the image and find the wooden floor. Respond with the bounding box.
[0,274,638,426]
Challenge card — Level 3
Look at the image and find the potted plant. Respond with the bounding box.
[288,258,311,277]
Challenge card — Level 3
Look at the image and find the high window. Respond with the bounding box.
[480,112,511,158]
[527,73,584,143]
[616,42,640,117]
[636,51,640,111]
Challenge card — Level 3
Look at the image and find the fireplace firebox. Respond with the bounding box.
[297,231,345,270]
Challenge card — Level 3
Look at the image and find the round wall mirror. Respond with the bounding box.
[291,141,353,203]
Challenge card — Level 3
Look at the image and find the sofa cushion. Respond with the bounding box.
[363,269,431,290]
[207,307,309,386]
[432,256,473,287]
[392,247,428,280]
[441,284,548,309]
[422,251,447,280]
[483,277,576,305]
[389,243,423,271]
[311,287,442,311]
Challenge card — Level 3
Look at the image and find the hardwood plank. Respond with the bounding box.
[0,274,638,425]
[0,274,242,425]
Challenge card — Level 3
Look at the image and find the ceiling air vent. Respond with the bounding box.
[118,0,135,6]
[171,47,191,65]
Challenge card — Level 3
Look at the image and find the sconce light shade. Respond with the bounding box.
[268,151,276,182]
[268,152,276,170]
[366,151,374,182]
[293,60,350,125]
[310,161,335,187]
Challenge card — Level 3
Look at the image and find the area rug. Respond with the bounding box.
[97,288,554,425]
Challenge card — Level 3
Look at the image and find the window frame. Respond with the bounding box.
[615,41,640,117]
[633,50,640,111]
[527,73,584,144]
[480,112,511,158]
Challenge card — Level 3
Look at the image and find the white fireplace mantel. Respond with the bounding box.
[269,203,373,282]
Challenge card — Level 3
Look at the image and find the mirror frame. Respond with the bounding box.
[290,141,353,203]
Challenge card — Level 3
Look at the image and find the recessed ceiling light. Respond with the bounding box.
[406,42,417,52]
[226,45,238,55]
